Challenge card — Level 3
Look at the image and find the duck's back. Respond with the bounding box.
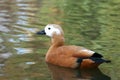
[45,45,102,68]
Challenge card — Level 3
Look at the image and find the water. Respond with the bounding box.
[0,0,120,80]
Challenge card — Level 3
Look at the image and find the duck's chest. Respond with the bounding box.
[45,46,69,63]
[45,47,58,62]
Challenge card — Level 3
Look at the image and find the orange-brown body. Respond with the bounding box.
[45,34,100,69]
[37,24,110,69]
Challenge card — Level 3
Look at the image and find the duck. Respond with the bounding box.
[36,24,111,69]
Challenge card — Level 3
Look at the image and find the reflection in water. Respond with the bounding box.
[0,0,41,79]
[47,63,111,80]
[0,0,39,55]
[0,52,12,59]
[0,63,5,77]
[0,0,119,79]
[14,48,33,55]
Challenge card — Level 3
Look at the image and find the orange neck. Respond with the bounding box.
[51,34,65,47]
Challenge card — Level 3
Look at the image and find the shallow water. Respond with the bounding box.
[0,0,120,80]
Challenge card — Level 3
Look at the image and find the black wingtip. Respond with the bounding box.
[76,58,83,68]
[105,60,111,63]
[77,58,83,63]
[91,52,103,58]
[90,57,111,63]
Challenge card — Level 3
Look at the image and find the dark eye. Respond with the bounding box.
[48,27,51,30]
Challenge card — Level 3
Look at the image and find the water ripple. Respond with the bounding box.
[0,52,12,59]
[14,48,33,55]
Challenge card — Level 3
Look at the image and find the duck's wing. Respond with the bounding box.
[69,45,103,58]
[76,57,111,69]
[56,46,109,69]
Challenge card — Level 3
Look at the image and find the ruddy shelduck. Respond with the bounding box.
[36,24,111,69]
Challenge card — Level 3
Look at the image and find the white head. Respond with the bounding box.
[45,24,63,37]
[36,24,65,44]
[36,24,64,37]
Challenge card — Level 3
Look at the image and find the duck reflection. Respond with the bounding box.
[47,63,111,80]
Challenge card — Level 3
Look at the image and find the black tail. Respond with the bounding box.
[91,52,103,58]
[89,57,111,63]
[76,57,111,64]
[105,60,111,63]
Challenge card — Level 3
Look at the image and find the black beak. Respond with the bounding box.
[36,30,46,35]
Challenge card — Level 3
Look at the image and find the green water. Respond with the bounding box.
[0,0,120,80]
